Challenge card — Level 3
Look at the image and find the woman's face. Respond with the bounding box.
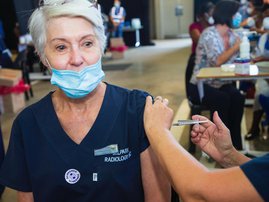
[203,8,214,24]
[44,16,101,71]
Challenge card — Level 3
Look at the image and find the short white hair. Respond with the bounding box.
[28,0,106,61]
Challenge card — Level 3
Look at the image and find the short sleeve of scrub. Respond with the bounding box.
[131,89,150,153]
[240,154,269,201]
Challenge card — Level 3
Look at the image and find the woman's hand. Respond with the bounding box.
[191,111,235,164]
[143,96,174,138]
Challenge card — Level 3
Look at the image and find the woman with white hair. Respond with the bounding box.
[0,0,170,201]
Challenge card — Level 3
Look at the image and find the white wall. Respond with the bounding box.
[154,0,193,39]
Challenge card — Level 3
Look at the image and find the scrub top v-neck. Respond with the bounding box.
[0,83,150,202]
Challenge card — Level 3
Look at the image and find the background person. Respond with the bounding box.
[186,1,215,106]
[143,96,268,202]
[189,1,215,57]
[0,0,170,201]
[245,16,269,140]
[186,1,215,90]
[109,0,126,38]
[240,0,259,28]
[188,0,245,150]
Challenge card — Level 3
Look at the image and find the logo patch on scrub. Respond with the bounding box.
[65,169,81,184]
[94,144,119,156]
[104,147,132,163]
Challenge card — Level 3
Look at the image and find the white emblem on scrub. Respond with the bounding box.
[65,169,80,184]
[93,173,98,182]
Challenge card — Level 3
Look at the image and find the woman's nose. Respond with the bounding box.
[69,48,84,67]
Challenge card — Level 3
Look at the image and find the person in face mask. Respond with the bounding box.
[189,1,215,56]
[186,2,215,105]
[188,0,245,150]
[0,0,171,202]
[249,4,269,34]
[239,0,257,28]
[245,16,269,140]
[109,0,126,38]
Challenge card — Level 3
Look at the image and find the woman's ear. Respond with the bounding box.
[37,52,52,74]
[37,52,48,67]
[41,58,48,68]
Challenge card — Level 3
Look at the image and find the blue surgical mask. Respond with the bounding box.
[49,58,105,99]
[232,12,242,28]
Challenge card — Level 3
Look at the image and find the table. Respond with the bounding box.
[123,26,143,47]
[196,65,269,100]
[196,65,269,156]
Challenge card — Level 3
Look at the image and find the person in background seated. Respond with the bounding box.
[109,0,126,38]
[0,0,170,201]
[143,95,268,202]
[240,0,259,29]
[245,16,269,140]
[188,0,245,150]
[250,4,269,35]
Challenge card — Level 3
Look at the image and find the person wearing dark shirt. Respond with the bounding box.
[0,0,170,201]
[189,1,215,55]
[143,95,268,202]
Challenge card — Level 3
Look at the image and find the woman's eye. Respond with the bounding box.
[84,41,93,47]
[56,45,66,51]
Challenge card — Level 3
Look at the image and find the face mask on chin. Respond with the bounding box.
[47,58,105,99]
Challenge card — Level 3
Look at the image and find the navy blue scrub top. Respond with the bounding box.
[0,83,150,202]
[240,153,269,201]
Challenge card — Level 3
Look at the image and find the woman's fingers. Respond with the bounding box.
[154,96,163,102]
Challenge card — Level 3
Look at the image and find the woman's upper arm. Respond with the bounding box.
[190,29,201,44]
[17,191,34,202]
[140,147,171,202]
[196,167,263,202]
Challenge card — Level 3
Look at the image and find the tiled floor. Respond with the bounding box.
[1,38,269,201]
